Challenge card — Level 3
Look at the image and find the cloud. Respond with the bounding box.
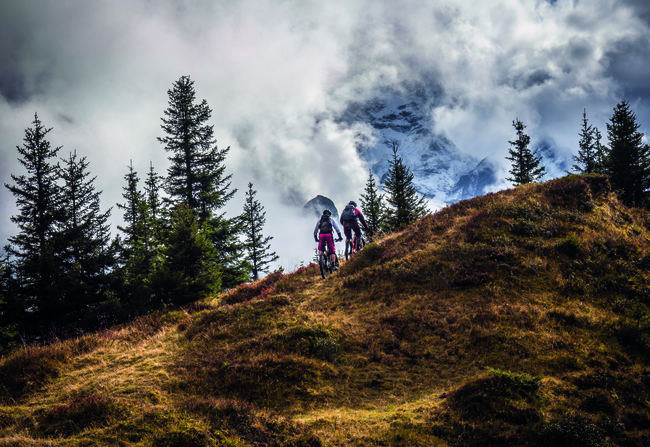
[2,0,650,269]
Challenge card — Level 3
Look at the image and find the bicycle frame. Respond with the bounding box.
[318,238,339,278]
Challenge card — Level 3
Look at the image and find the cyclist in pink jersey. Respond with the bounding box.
[314,209,342,270]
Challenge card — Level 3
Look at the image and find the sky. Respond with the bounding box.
[1,0,650,271]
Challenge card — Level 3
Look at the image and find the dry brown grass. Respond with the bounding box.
[2,174,650,445]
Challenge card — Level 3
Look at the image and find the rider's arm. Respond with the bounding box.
[356,208,369,229]
[331,220,343,240]
[314,220,321,236]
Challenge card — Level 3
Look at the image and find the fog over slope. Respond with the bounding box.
[1,0,650,269]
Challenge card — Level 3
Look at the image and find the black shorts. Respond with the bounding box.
[342,221,362,239]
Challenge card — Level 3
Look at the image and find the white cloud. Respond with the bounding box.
[2,0,650,269]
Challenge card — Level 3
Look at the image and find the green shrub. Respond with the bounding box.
[557,235,583,257]
[486,368,542,392]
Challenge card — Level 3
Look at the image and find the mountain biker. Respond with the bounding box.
[340,201,369,247]
[314,209,343,270]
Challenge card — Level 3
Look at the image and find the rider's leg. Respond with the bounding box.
[326,234,336,265]
[343,225,353,248]
[352,222,362,250]
[318,234,326,259]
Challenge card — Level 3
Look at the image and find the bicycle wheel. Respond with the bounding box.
[319,253,329,279]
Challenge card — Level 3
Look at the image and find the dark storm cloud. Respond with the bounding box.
[0,4,39,103]
[621,0,650,25]
[605,36,650,99]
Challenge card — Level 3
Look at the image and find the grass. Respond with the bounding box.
[2,174,650,445]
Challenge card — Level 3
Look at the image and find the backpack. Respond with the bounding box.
[341,204,357,222]
[319,216,333,234]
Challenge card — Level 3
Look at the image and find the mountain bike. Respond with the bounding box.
[319,239,340,279]
[345,234,365,260]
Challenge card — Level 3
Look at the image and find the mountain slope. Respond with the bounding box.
[339,82,572,207]
[2,174,650,446]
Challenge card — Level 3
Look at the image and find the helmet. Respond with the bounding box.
[348,201,357,207]
[323,209,332,216]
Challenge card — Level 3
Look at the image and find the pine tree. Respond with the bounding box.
[241,183,278,281]
[506,118,546,185]
[158,75,243,289]
[56,150,113,325]
[144,161,163,224]
[4,113,62,327]
[116,161,146,263]
[150,203,221,305]
[116,162,158,308]
[142,161,164,268]
[572,109,598,174]
[593,127,607,174]
[605,100,650,207]
[359,169,384,239]
[382,143,428,232]
[158,75,235,216]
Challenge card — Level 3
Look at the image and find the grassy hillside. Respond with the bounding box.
[1,174,649,446]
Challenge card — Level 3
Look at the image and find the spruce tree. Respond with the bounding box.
[56,150,113,326]
[158,75,244,289]
[4,113,62,327]
[506,118,546,185]
[593,127,607,174]
[359,169,384,239]
[241,182,278,281]
[116,162,146,263]
[605,100,650,207]
[143,161,164,268]
[116,162,156,307]
[572,109,598,174]
[382,143,428,232]
[144,161,163,224]
[158,75,234,216]
[150,203,221,305]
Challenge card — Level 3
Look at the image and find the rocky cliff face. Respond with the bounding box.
[337,82,494,208]
[336,83,568,209]
[303,195,339,221]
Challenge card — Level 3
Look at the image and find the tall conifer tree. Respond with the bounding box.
[158,75,244,289]
[605,100,650,207]
[57,150,113,325]
[241,182,277,281]
[382,143,428,232]
[359,169,384,239]
[506,118,546,185]
[4,113,62,328]
[593,127,607,174]
[573,109,598,174]
[116,162,145,262]
[158,75,234,216]
[144,162,163,224]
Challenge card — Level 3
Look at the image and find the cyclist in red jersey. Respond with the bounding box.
[339,200,369,242]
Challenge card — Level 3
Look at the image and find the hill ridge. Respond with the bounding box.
[1,174,650,446]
